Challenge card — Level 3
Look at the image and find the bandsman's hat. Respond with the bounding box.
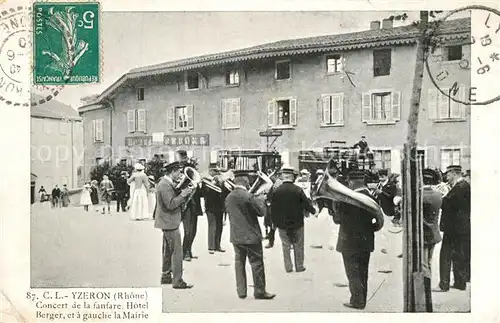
[280,165,295,174]
[378,169,389,176]
[445,165,462,174]
[422,168,439,185]
[164,161,182,172]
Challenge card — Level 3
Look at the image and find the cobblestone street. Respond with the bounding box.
[30,203,470,313]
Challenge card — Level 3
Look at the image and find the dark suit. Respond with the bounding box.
[439,179,471,289]
[115,177,129,212]
[182,187,202,258]
[335,188,378,308]
[378,181,397,217]
[154,176,191,286]
[271,181,315,272]
[225,186,267,297]
[201,182,225,251]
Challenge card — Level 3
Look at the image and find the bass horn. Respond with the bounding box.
[201,176,222,193]
[249,170,274,195]
[175,166,202,191]
[314,164,384,232]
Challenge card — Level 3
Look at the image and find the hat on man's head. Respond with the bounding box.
[121,171,128,176]
[446,165,462,174]
[348,170,366,181]
[422,168,439,185]
[316,169,325,175]
[134,163,145,171]
[361,135,366,139]
[164,161,182,172]
[300,169,310,175]
[176,149,188,159]
[280,165,295,174]
[378,169,389,176]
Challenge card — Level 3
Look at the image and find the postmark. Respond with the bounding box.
[0,5,64,106]
[425,5,500,106]
[33,2,100,85]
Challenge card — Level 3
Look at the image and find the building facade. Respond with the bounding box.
[31,99,83,194]
[79,18,471,178]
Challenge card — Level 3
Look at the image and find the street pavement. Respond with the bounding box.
[30,202,470,313]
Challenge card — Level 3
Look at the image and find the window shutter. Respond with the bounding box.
[267,100,276,127]
[167,107,175,131]
[427,89,437,119]
[233,98,241,128]
[391,91,401,121]
[361,92,372,122]
[221,100,227,129]
[92,119,96,142]
[338,93,344,122]
[438,88,449,119]
[187,105,194,129]
[332,95,341,123]
[452,150,460,165]
[441,150,450,171]
[97,119,104,141]
[322,95,331,124]
[137,109,147,133]
[289,98,297,126]
[127,110,136,133]
[458,85,466,118]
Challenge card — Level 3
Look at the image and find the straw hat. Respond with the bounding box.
[134,163,145,171]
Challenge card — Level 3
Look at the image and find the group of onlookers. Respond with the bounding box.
[37,184,70,208]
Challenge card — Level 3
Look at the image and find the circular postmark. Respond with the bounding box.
[0,6,64,107]
[425,5,500,106]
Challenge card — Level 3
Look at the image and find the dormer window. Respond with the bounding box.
[186,72,199,90]
[275,60,291,80]
[137,88,144,101]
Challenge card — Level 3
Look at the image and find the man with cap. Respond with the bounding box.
[154,161,195,289]
[225,170,276,300]
[264,166,291,249]
[334,170,381,310]
[435,165,471,292]
[421,168,443,312]
[176,149,203,261]
[100,174,115,215]
[201,163,226,254]
[115,171,129,213]
[271,166,316,273]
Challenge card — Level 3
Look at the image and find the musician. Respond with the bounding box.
[100,174,115,215]
[374,169,393,216]
[154,161,194,289]
[202,164,226,254]
[225,171,275,300]
[435,165,471,292]
[334,170,380,310]
[264,170,286,249]
[271,166,316,273]
[422,168,443,312]
[115,171,129,213]
[176,149,203,261]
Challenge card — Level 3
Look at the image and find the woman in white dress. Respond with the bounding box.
[127,164,150,220]
[147,175,157,220]
[80,183,92,212]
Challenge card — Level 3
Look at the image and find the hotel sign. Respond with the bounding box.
[125,134,210,147]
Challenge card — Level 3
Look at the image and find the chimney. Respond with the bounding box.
[382,18,393,29]
[370,20,381,30]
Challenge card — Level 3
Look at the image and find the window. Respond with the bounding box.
[362,91,401,123]
[127,109,147,133]
[221,98,241,129]
[92,119,104,142]
[444,45,462,61]
[428,86,466,120]
[268,99,297,127]
[137,88,144,101]
[167,105,194,131]
[441,148,461,172]
[186,72,199,90]
[59,122,68,135]
[373,149,391,170]
[321,94,344,125]
[275,60,291,80]
[373,48,391,76]
[226,69,240,85]
[326,54,343,73]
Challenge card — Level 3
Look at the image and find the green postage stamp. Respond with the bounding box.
[33,2,100,85]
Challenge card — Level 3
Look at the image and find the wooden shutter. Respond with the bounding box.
[361,92,372,122]
[289,98,297,126]
[427,89,437,119]
[391,91,401,121]
[332,95,342,123]
[96,119,103,141]
[187,105,194,129]
[92,119,96,142]
[438,88,449,119]
[322,95,331,124]
[233,98,241,128]
[137,109,147,133]
[267,100,276,127]
[452,149,460,165]
[338,93,344,122]
[221,100,227,129]
[167,107,175,131]
[127,110,136,133]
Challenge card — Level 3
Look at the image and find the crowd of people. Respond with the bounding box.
[38,184,70,208]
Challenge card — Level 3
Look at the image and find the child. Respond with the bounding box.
[90,180,100,212]
[80,183,92,211]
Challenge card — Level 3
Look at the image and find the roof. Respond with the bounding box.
[79,17,470,111]
[31,94,81,121]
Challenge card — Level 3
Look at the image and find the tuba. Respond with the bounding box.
[314,166,384,232]
[249,170,274,196]
[175,166,202,191]
[201,175,222,194]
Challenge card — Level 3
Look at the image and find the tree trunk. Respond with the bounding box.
[403,10,429,312]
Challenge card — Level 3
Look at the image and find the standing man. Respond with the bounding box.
[202,164,226,254]
[435,165,471,292]
[421,169,443,312]
[51,185,60,208]
[100,175,115,215]
[154,161,194,289]
[176,149,203,261]
[334,171,381,310]
[115,171,129,213]
[271,167,316,273]
[225,171,276,300]
[264,173,284,249]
